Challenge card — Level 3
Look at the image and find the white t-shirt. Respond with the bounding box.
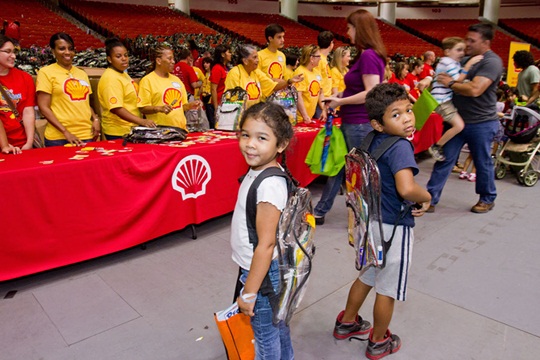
[230,168,288,270]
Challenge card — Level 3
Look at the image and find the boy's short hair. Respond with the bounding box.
[441,37,464,51]
[265,23,285,41]
[285,53,298,67]
[317,31,334,49]
[366,83,409,125]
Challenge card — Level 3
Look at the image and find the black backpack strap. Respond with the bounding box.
[359,130,377,152]
[245,167,292,249]
[243,167,292,313]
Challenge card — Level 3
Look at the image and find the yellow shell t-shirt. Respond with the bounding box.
[257,48,286,80]
[225,65,277,109]
[98,67,141,136]
[138,71,188,129]
[331,66,346,93]
[317,54,333,97]
[35,63,93,140]
[293,65,321,122]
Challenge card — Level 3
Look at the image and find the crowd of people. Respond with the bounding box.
[2,9,540,360]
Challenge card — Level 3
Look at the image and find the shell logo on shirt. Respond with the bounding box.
[308,80,321,97]
[246,82,261,101]
[163,88,183,109]
[268,62,283,79]
[109,97,118,104]
[63,78,89,101]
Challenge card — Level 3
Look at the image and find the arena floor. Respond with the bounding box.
[1,151,539,360]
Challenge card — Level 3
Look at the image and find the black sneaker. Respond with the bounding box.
[366,329,401,360]
[314,215,325,225]
[428,144,446,162]
[333,310,371,340]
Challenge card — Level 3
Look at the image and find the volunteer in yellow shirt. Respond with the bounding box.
[36,33,99,146]
[225,45,293,109]
[139,44,199,130]
[317,31,334,98]
[98,37,155,140]
[293,45,326,124]
[330,46,351,95]
[258,24,286,80]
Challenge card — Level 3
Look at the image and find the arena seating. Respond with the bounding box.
[1,0,102,49]
[60,0,216,40]
[498,18,540,48]
[397,19,540,65]
[192,10,346,48]
[300,15,440,58]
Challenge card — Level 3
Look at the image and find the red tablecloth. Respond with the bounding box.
[0,128,318,281]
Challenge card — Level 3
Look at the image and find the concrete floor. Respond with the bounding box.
[1,153,539,360]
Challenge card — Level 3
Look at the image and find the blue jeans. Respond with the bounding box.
[314,122,373,216]
[240,260,294,360]
[44,138,93,147]
[427,120,499,206]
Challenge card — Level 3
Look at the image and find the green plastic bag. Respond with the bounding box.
[412,90,439,131]
[305,126,348,177]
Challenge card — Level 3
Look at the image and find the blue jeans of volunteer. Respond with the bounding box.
[314,122,373,217]
[240,259,294,360]
[427,119,499,206]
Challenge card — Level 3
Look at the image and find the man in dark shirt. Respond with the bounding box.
[427,23,503,214]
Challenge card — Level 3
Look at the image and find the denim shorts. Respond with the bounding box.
[240,259,294,360]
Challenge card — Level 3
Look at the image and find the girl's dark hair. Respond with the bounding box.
[148,43,172,73]
[0,34,15,49]
[211,44,230,69]
[346,9,386,64]
[49,32,75,50]
[202,56,212,67]
[365,83,409,125]
[239,102,297,183]
[105,37,126,57]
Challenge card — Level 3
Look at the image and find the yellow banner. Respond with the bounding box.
[507,42,531,87]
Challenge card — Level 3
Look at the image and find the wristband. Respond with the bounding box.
[240,289,257,303]
[461,69,468,75]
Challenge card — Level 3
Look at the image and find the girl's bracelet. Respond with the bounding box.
[240,289,257,304]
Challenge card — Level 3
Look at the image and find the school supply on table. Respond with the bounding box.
[267,85,298,125]
[214,302,255,360]
[245,167,316,325]
[412,90,438,131]
[345,131,414,272]
[305,110,348,177]
[122,125,188,145]
[215,87,247,131]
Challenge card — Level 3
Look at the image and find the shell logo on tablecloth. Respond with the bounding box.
[171,155,212,200]
[64,78,89,101]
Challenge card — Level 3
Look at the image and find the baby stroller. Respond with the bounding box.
[494,106,540,187]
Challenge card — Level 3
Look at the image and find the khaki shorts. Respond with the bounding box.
[435,100,458,123]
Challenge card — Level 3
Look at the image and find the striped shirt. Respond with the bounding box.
[431,56,462,104]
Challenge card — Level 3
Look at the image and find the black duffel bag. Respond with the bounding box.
[123,126,188,145]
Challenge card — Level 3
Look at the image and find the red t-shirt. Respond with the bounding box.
[210,64,228,105]
[419,63,434,80]
[0,68,36,147]
[173,61,199,95]
[405,72,420,100]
